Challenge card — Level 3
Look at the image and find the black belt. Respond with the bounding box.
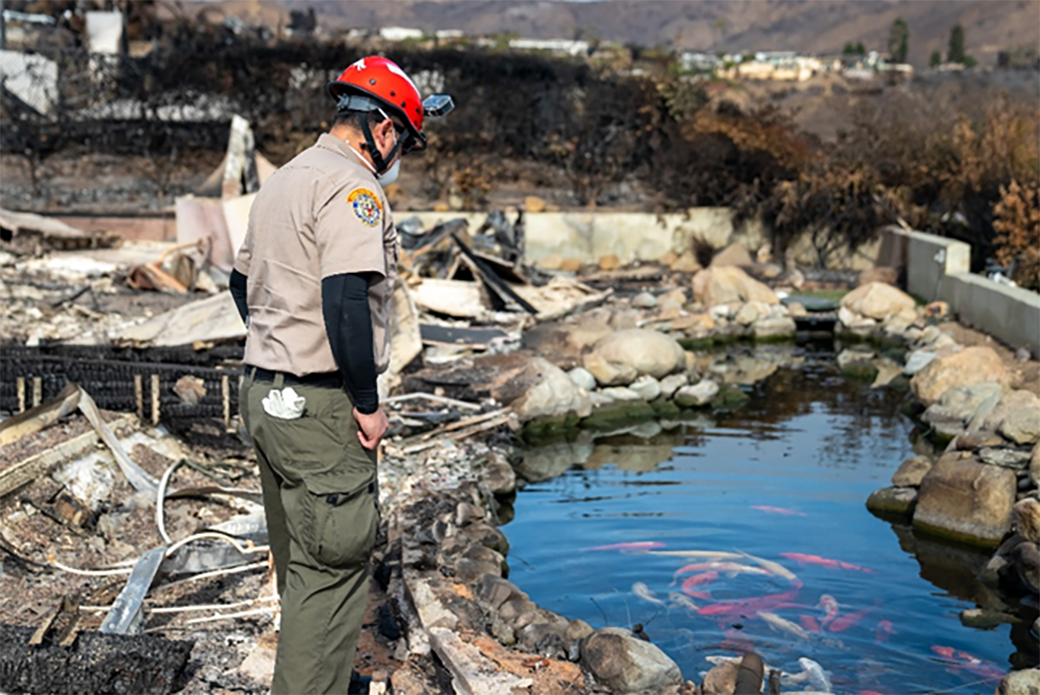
[247,366,343,389]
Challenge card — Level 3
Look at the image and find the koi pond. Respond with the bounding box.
[504,343,1038,693]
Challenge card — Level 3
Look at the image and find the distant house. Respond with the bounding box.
[508,38,589,57]
[680,52,721,73]
[379,26,423,42]
[717,53,823,82]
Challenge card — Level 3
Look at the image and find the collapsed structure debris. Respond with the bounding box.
[0,208,118,257]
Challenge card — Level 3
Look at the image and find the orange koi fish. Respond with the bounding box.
[780,552,875,573]
[828,604,878,632]
[680,571,718,599]
[931,646,1005,682]
[697,582,804,617]
[874,620,894,643]
[799,614,822,633]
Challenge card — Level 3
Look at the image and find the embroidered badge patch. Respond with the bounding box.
[347,188,382,227]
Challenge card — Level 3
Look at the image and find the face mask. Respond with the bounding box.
[377,158,400,187]
[345,118,401,184]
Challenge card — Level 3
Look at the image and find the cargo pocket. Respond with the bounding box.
[311,475,379,568]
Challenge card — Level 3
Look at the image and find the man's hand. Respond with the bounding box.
[353,407,388,450]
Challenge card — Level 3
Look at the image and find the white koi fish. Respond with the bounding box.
[798,657,833,693]
[758,611,810,641]
[632,581,665,606]
[668,592,700,612]
[647,550,745,559]
[740,551,799,582]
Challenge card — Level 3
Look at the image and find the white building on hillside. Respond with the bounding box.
[379,27,423,41]
[509,38,589,57]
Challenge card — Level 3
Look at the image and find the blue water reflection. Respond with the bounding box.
[505,349,1033,693]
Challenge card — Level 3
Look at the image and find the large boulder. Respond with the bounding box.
[911,347,1009,407]
[734,300,771,325]
[691,266,778,307]
[674,380,720,408]
[857,266,900,287]
[1000,408,1040,446]
[984,390,1040,435]
[1031,444,1040,486]
[924,382,1004,424]
[913,452,1017,547]
[701,660,739,694]
[922,382,1004,437]
[866,486,918,518]
[752,316,796,340]
[709,242,754,268]
[521,317,613,367]
[997,668,1040,695]
[892,456,932,487]
[1014,498,1040,545]
[510,357,592,422]
[1011,542,1040,595]
[583,329,686,385]
[584,352,638,387]
[581,627,682,694]
[840,281,916,321]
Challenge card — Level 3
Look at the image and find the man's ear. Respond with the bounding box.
[377,118,395,145]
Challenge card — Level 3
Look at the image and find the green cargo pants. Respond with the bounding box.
[241,370,379,695]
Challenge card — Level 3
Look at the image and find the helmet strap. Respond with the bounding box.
[359,119,402,176]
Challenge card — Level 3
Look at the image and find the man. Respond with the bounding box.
[229,56,451,694]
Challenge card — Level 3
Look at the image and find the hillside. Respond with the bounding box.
[263,0,1039,68]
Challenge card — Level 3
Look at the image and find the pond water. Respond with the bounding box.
[504,344,1038,694]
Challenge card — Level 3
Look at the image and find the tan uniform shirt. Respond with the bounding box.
[234,133,397,376]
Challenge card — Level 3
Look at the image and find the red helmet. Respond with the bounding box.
[328,56,427,153]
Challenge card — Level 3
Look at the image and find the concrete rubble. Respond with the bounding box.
[3,211,1040,692]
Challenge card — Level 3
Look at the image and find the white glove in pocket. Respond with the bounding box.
[262,387,306,419]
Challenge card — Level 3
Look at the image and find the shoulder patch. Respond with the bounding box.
[347,188,382,227]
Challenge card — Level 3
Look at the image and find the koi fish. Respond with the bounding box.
[751,505,807,516]
[931,646,1005,682]
[758,610,810,641]
[799,614,822,633]
[674,562,771,579]
[632,581,665,606]
[647,550,744,559]
[780,552,874,573]
[586,541,665,553]
[828,605,878,632]
[680,571,718,599]
[818,594,839,626]
[798,657,833,693]
[698,584,803,617]
[668,592,700,613]
[739,552,799,582]
[874,620,894,643]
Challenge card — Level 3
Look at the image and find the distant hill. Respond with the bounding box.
[248,0,1039,68]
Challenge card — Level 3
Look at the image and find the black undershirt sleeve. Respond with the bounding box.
[229,268,249,325]
[321,272,379,414]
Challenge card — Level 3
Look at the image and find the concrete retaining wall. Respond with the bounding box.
[408,208,766,265]
[889,228,1040,355]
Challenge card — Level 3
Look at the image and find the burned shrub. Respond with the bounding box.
[993,180,1040,290]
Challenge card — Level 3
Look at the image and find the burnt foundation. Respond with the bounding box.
[0,624,194,694]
